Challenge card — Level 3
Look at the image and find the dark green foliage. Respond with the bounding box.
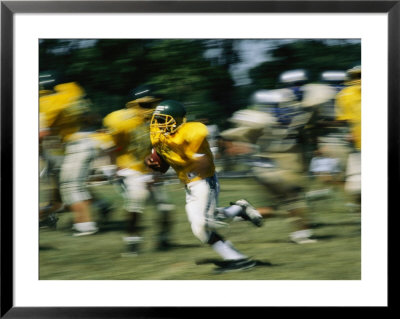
[39,39,360,123]
[248,39,361,90]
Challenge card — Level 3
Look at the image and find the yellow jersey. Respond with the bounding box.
[39,82,91,143]
[335,80,361,151]
[150,122,215,184]
[103,107,152,173]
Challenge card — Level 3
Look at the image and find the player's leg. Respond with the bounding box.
[344,152,361,213]
[185,175,255,270]
[39,151,65,228]
[216,199,263,227]
[253,166,316,244]
[150,181,176,251]
[285,201,317,244]
[118,169,151,255]
[39,184,63,228]
[59,138,98,236]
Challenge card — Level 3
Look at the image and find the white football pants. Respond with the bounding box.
[185,175,220,243]
[60,137,98,205]
[117,168,174,214]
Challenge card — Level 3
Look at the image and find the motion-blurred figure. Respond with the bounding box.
[318,70,347,122]
[306,146,343,201]
[220,89,318,244]
[279,69,309,98]
[278,69,349,175]
[334,66,362,212]
[39,71,115,236]
[148,100,263,272]
[103,85,176,255]
[277,69,323,171]
[305,70,348,187]
[276,69,309,125]
[308,146,342,184]
[39,73,66,228]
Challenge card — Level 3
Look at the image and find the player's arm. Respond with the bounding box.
[184,123,209,158]
[102,113,124,165]
[88,131,118,181]
[39,113,51,142]
[334,89,352,122]
[99,133,117,156]
[184,124,212,176]
[333,92,357,148]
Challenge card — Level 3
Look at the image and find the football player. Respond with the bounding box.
[148,100,263,272]
[103,85,176,255]
[39,71,115,236]
[39,72,66,227]
[219,96,318,244]
[334,65,361,212]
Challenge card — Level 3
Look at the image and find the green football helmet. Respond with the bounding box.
[128,84,163,106]
[131,84,162,100]
[39,70,62,93]
[126,84,164,118]
[150,100,187,134]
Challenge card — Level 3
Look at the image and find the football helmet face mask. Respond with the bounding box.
[150,100,187,136]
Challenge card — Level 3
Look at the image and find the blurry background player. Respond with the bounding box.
[334,66,362,213]
[278,69,308,101]
[318,70,347,122]
[305,70,348,186]
[220,86,321,244]
[103,85,176,255]
[148,100,263,272]
[263,69,320,172]
[39,71,115,236]
[277,69,348,174]
[39,72,66,227]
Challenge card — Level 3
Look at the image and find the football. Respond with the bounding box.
[147,148,170,173]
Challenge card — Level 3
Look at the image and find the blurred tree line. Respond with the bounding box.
[40,39,360,128]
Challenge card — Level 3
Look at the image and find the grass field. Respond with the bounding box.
[39,176,361,280]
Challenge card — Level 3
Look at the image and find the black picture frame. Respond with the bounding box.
[1,1,395,317]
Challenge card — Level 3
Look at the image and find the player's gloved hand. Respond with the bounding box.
[144,155,161,170]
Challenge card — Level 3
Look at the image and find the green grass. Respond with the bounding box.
[39,177,361,280]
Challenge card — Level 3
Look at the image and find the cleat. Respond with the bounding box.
[72,223,98,237]
[289,230,317,244]
[290,237,317,244]
[96,200,113,217]
[39,204,63,229]
[231,199,263,227]
[39,212,59,229]
[72,229,98,237]
[214,258,256,273]
[121,237,142,256]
